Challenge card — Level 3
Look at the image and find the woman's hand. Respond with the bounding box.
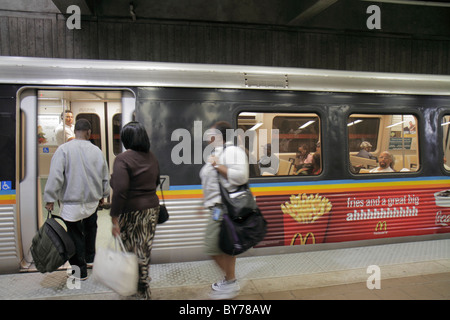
[111,216,120,237]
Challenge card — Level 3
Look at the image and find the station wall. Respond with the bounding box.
[0,11,449,74]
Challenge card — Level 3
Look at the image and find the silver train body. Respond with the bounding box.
[0,56,450,274]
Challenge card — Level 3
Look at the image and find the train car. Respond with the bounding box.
[1,56,450,274]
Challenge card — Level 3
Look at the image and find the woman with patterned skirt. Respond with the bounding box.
[110,122,160,300]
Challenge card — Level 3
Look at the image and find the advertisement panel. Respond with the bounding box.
[253,178,450,248]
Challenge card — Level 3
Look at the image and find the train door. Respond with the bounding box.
[19,88,135,269]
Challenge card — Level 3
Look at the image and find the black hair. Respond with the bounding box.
[60,109,73,120]
[120,121,150,153]
[74,119,91,132]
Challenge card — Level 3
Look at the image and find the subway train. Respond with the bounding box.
[1,56,450,274]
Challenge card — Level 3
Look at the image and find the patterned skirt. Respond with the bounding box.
[118,206,159,299]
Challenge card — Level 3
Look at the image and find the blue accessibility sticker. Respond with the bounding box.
[0,181,12,191]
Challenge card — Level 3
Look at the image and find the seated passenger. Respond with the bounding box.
[258,143,279,175]
[294,144,313,171]
[312,152,321,175]
[295,152,320,175]
[356,141,376,160]
[370,151,395,173]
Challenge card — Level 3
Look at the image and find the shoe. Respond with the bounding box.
[86,262,94,269]
[210,278,240,299]
[67,266,88,281]
[209,288,239,300]
[79,275,89,281]
[67,273,89,281]
[212,278,240,292]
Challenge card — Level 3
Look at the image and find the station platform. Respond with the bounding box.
[0,239,449,301]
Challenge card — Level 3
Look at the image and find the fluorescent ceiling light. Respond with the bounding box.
[249,123,263,131]
[299,120,315,129]
[386,121,405,128]
[347,119,363,127]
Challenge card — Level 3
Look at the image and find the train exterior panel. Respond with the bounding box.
[0,57,449,273]
[137,86,450,262]
[159,178,450,248]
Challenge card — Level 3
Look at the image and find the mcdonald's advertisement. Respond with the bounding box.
[255,187,450,248]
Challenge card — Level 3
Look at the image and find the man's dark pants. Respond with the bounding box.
[65,210,98,278]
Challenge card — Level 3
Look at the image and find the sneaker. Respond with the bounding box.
[211,278,240,292]
[209,288,239,300]
[212,278,226,291]
[79,275,89,281]
[67,273,89,281]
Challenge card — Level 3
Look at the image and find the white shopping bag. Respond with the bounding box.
[92,236,139,296]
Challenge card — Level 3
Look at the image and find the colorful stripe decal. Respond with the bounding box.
[0,190,16,205]
[159,177,450,200]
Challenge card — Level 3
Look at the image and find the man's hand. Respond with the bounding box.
[45,202,54,212]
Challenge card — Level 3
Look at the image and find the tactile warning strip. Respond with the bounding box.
[0,239,449,299]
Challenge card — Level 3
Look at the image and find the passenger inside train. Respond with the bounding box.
[237,112,420,177]
[237,112,322,177]
[348,114,419,174]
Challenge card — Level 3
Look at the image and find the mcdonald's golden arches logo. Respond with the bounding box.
[290,232,316,245]
[375,221,387,232]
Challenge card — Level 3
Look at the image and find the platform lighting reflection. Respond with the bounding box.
[386,121,406,128]
[298,120,315,129]
[347,119,363,127]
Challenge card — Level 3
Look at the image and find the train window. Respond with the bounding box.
[112,113,122,155]
[348,117,380,152]
[237,112,321,177]
[76,113,101,149]
[349,114,419,173]
[442,115,450,171]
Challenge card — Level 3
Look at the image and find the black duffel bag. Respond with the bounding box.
[218,182,258,221]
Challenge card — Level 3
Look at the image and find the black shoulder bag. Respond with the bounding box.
[217,165,267,256]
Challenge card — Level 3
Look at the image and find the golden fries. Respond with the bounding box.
[281,193,332,224]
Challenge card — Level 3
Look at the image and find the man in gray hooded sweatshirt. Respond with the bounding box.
[44,119,110,280]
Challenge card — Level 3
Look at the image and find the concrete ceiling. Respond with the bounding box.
[2,0,450,37]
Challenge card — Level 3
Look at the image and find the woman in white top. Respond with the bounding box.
[200,121,249,300]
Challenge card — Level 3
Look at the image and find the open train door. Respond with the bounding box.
[18,88,135,270]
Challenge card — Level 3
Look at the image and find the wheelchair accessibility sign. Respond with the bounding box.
[0,181,12,191]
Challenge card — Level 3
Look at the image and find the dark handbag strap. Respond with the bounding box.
[159,176,166,205]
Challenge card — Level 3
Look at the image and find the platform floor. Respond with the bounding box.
[0,239,449,300]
